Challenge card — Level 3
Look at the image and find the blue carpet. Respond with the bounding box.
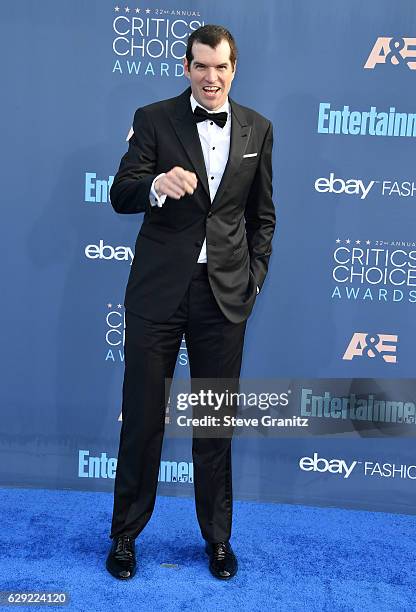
[0,488,415,611]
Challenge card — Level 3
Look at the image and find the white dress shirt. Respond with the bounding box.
[149,94,231,263]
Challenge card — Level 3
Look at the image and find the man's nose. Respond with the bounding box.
[205,68,217,83]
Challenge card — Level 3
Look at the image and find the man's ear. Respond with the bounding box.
[231,60,237,80]
[183,58,190,78]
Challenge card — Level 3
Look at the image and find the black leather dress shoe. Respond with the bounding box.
[205,541,238,580]
[106,535,136,580]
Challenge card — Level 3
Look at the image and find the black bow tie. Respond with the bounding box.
[194,105,228,128]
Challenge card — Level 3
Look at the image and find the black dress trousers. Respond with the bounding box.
[110,263,247,543]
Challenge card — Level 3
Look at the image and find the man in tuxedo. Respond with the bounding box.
[106,24,275,581]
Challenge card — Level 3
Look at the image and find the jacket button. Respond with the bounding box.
[207,212,213,218]
[195,240,202,247]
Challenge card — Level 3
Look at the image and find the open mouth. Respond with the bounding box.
[202,86,221,95]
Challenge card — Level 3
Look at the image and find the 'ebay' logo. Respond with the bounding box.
[299,452,358,479]
[315,173,375,200]
[84,240,133,263]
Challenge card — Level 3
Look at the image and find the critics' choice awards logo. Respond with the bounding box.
[105,303,125,363]
[365,37,416,70]
[104,303,188,366]
[331,239,416,304]
[315,173,416,200]
[343,333,398,364]
[112,5,204,77]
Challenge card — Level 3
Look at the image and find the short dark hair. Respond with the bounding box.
[186,24,237,70]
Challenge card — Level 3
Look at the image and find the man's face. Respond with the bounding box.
[184,39,236,111]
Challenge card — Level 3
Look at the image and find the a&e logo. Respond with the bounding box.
[343,333,398,363]
[364,37,416,70]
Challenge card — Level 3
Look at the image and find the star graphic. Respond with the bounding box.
[117,304,123,309]
[146,8,151,13]
[366,240,371,245]
[107,303,112,308]
[346,239,350,244]
[125,6,130,12]
[336,238,341,243]
[356,240,361,244]
[114,6,120,11]
[135,7,140,12]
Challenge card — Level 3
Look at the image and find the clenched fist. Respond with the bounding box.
[155,166,198,200]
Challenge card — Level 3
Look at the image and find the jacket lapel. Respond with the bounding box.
[170,88,210,198]
[211,98,251,209]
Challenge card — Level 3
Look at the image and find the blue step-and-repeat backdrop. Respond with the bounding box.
[2,0,416,514]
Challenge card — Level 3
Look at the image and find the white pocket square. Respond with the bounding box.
[243,153,258,158]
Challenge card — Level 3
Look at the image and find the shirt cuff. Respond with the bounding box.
[150,173,167,207]
[256,286,260,295]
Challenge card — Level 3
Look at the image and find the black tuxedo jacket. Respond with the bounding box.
[110,87,276,324]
